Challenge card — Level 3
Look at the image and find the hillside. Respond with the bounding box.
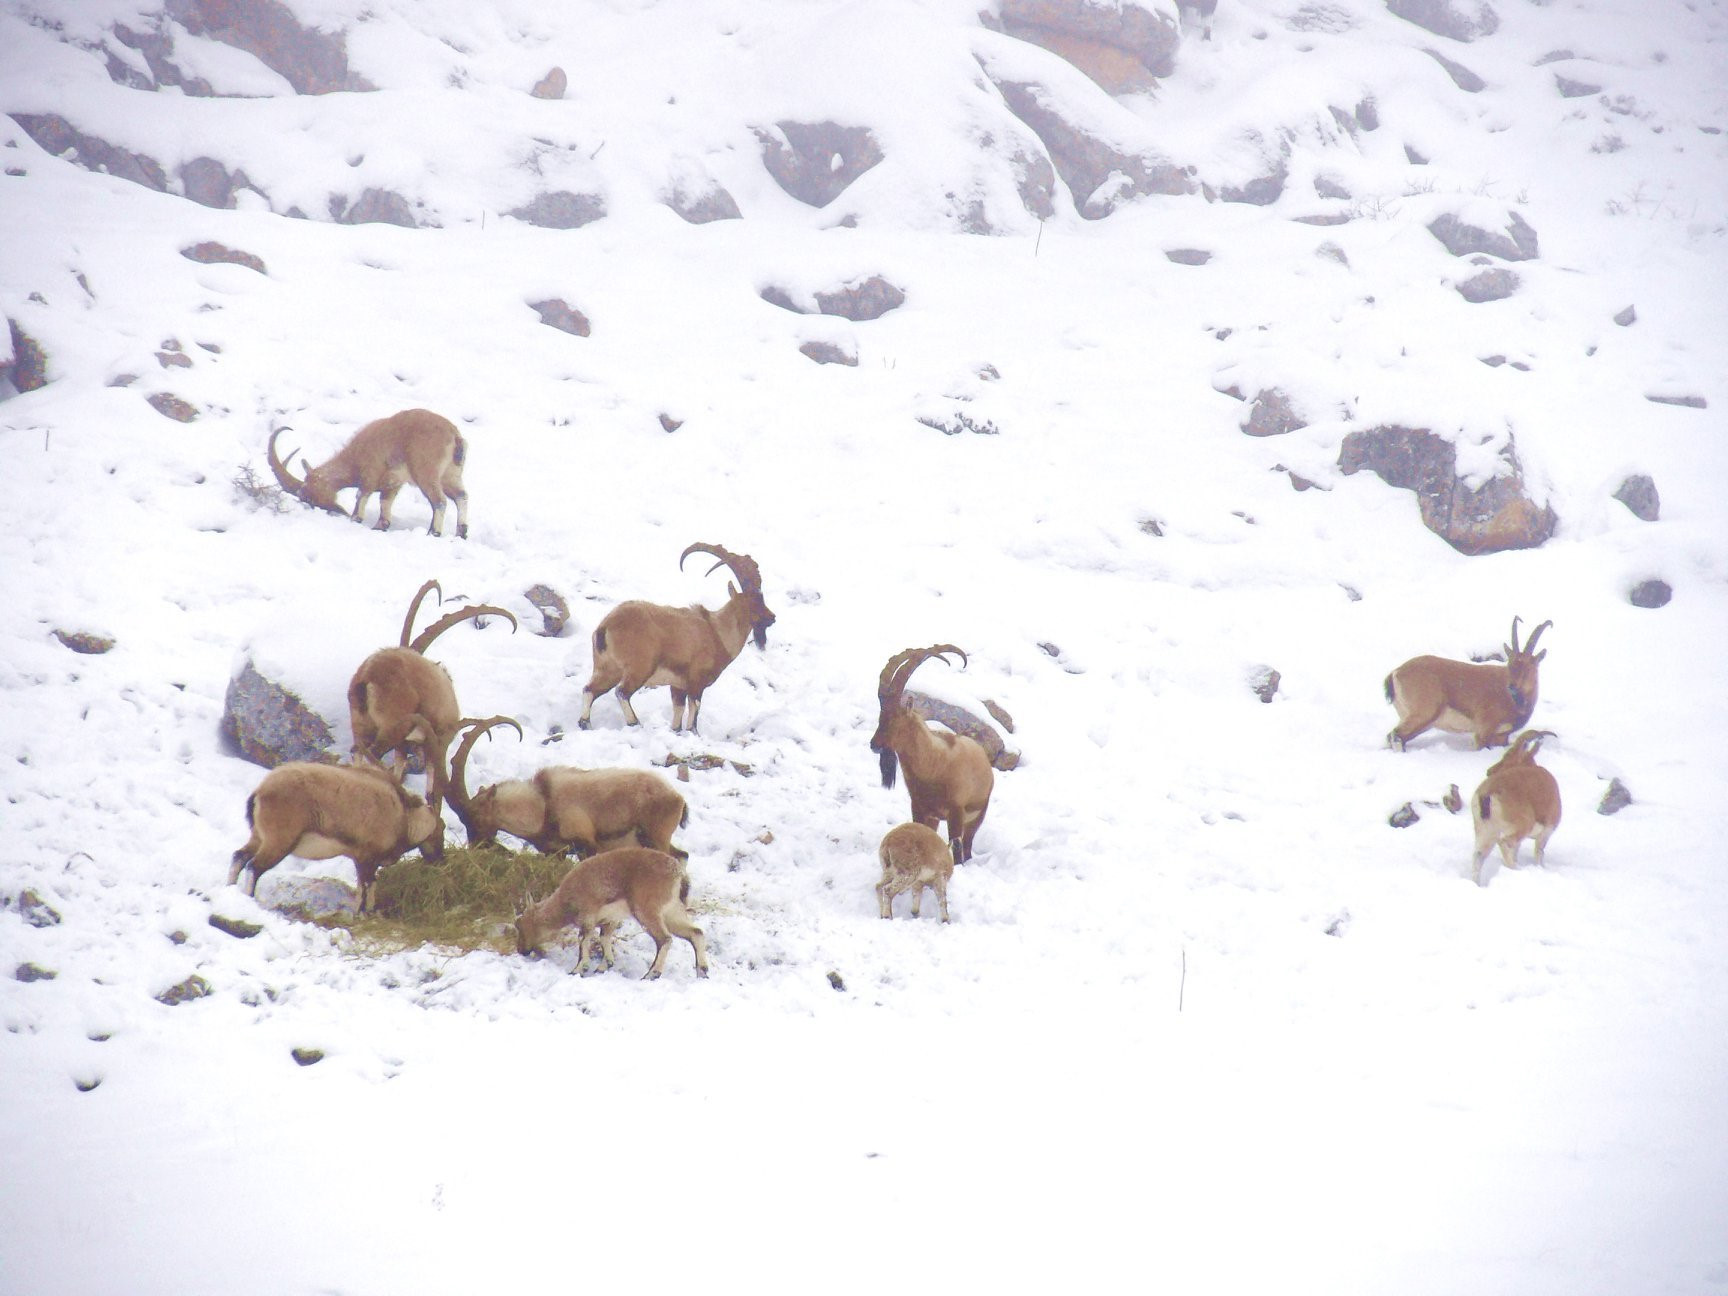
[3,1,1727,1292]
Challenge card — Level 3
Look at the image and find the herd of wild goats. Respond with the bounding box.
[227,409,1562,979]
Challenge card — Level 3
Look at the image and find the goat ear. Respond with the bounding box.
[1536,649,1547,662]
[300,458,314,476]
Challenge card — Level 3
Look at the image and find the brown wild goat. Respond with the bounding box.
[1470,729,1562,886]
[268,408,470,537]
[871,645,995,867]
[348,580,517,814]
[230,760,442,912]
[514,847,709,979]
[877,821,954,922]
[1385,616,1552,751]
[447,715,689,857]
[577,542,775,733]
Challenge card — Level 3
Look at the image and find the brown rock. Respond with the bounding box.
[906,691,1019,771]
[5,319,49,393]
[1387,0,1499,42]
[147,393,199,422]
[992,0,1180,79]
[531,67,567,99]
[507,191,605,230]
[757,121,883,208]
[181,241,267,274]
[529,298,590,337]
[166,0,372,94]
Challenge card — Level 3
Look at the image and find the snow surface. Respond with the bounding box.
[2,0,1727,1292]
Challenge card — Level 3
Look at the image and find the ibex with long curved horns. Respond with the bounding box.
[1385,616,1552,751]
[870,644,994,867]
[577,542,776,733]
[348,580,517,814]
[268,408,469,537]
[447,715,689,857]
[1470,728,1562,885]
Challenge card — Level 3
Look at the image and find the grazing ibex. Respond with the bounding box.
[1470,729,1562,885]
[229,759,442,912]
[268,408,470,537]
[871,645,994,867]
[1385,616,1552,751]
[348,580,518,813]
[877,821,953,922]
[447,715,689,857]
[514,847,709,979]
[577,542,775,733]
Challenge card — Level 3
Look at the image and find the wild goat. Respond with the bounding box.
[229,759,442,912]
[1470,729,1562,885]
[447,715,689,857]
[577,542,775,733]
[514,847,709,979]
[348,580,517,814]
[1385,616,1552,751]
[268,407,470,537]
[871,644,994,867]
[876,821,953,922]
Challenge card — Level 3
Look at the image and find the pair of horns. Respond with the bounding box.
[680,542,762,593]
[1509,616,1553,655]
[877,644,968,707]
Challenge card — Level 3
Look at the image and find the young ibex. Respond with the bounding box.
[1385,616,1552,751]
[514,847,709,979]
[877,821,953,922]
[268,408,470,537]
[871,645,995,867]
[577,542,776,733]
[1470,729,1562,885]
[229,759,443,912]
[447,715,690,857]
[348,580,518,814]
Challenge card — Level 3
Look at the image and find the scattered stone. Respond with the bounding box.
[11,113,168,192]
[1612,304,1636,326]
[170,0,372,94]
[155,974,213,1006]
[530,67,567,99]
[147,392,199,422]
[1597,777,1633,816]
[524,584,570,637]
[157,347,193,370]
[1139,518,1165,537]
[982,699,1016,735]
[1644,393,1707,409]
[178,156,254,209]
[756,121,883,208]
[1216,162,1288,207]
[1241,387,1307,438]
[528,298,590,337]
[664,182,741,224]
[507,191,605,230]
[1425,48,1485,92]
[1165,248,1212,265]
[15,962,58,982]
[74,1076,102,1092]
[18,890,62,928]
[657,413,683,433]
[1387,0,1499,42]
[223,658,339,768]
[1612,474,1660,522]
[1428,209,1540,261]
[335,188,418,227]
[1456,268,1520,302]
[5,318,50,392]
[1442,784,1464,813]
[1628,578,1671,608]
[291,1047,325,1066]
[988,0,1179,83]
[182,241,267,275]
[826,970,846,992]
[1556,74,1602,98]
[916,411,998,437]
[52,629,114,655]
[208,913,263,939]
[1324,910,1351,937]
[1389,803,1420,829]
[800,340,858,366]
[815,276,905,322]
[1249,666,1281,704]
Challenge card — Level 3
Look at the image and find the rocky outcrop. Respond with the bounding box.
[800,340,858,366]
[987,0,1181,86]
[1338,425,1557,554]
[1612,474,1660,521]
[165,0,372,94]
[906,691,1020,771]
[10,114,168,192]
[762,275,907,322]
[506,191,606,230]
[223,659,339,768]
[529,298,591,337]
[1240,387,1307,437]
[756,121,883,208]
[1428,209,1539,261]
[1387,0,1499,42]
[4,319,49,394]
[665,181,741,224]
[181,241,267,274]
[1456,267,1520,302]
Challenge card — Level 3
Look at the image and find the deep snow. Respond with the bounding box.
[2,1,1726,1292]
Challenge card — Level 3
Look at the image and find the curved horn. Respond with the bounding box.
[449,715,524,812]
[680,541,762,593]
[399,580,443,648]
[267,427,309,499]
[1508,615,1523,654]
[408,603,521,655]
[878,644,969,707]
[1522,619,1553,655]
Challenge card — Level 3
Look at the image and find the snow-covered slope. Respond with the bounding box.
[2,1,1726,1292]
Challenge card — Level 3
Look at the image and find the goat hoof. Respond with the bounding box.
[576,719,591,731]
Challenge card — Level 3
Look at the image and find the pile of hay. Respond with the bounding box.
[334,845,573,954]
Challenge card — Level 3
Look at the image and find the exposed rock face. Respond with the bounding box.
[1387,0,1499,42]
[1456,267,1520,302]
[800,340,858,366]
[147,392,199,422]
[224,659,339,768]
[4,319,49,393]
[179,156,252,209]
[1241,387,1307,437]
[1338,425,1557,555]
[763,276,907,322]
[1428,209,1539,261]
[1425,48,1485,92]
[524,584,570,637]
[506,191,606,230]
[992,0,1181,82]
[10,114,168,191]
[665,182,741,224]
[989,78,1190,217]
[181,241,266,274]
[166,0,372,94]
[757,121,883,208]
[336,188,419,227]
[529,298,591,337]
[52,629,115,654]
[906,691,1020,771]
[1613,474,1660,522]
[1597,777,1633,816]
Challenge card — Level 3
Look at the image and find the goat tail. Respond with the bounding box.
[452,433,468,467]
[680,802,690,829]
[1383,673,1396,704]
[1477,791,1493,820]
[244,791,258,829]
[593,626,608,656]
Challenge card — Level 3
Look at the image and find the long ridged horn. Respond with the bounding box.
[399,580,443,648]
[878,644,968,707]
[449,715,524,815]
[680,541,762,594]
[1508,615,1523,654]
[408,603,520,655]
[1523,619,1553,655]
[267,427,309,500]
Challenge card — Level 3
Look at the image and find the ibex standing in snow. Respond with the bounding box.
[348,580,517,814]
[230,760,443,912]
[871,644,995,867]
[577,542,775,733]
[1385,616,1552,751]
[268,408,470,537]
[876,821,954,922]
[514,847,709,979]
[447,715,689,857]
[1470,729,1562,885]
